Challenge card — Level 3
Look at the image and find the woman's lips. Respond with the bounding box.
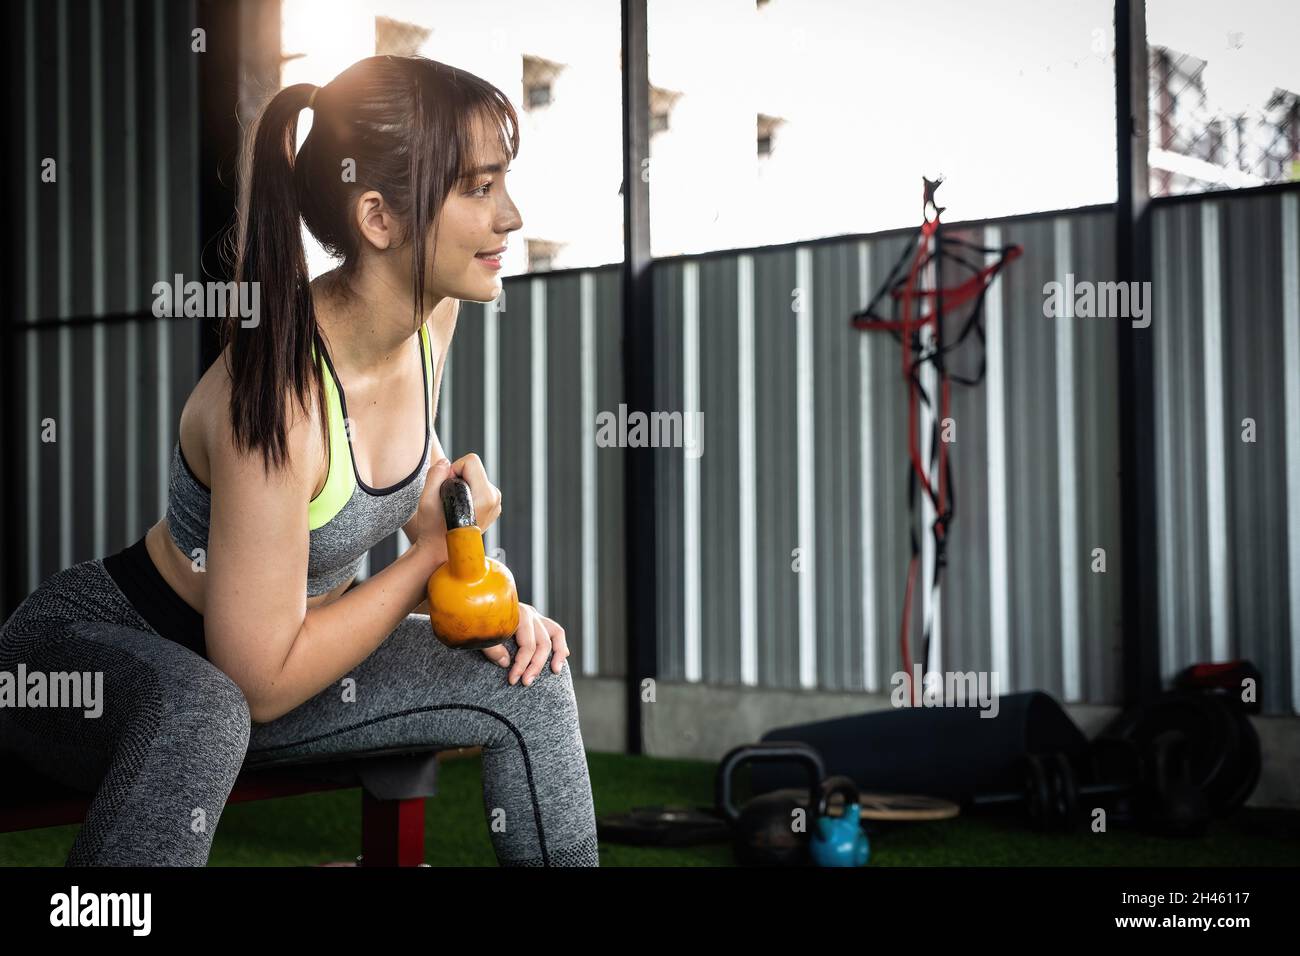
[475,253,502,270]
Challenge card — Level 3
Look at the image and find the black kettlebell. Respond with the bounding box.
[715,741,833,866]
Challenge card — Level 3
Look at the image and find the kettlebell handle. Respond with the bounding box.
[440,476,478,530]
[816,774,861,819]
[715,741,828,824]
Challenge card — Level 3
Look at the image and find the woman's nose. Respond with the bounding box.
[497,197,523,234]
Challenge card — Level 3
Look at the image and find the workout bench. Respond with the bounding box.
[0,747,459,866]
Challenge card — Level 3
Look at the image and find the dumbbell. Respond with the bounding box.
[969,734,1211,835]
[970,752,1123,831]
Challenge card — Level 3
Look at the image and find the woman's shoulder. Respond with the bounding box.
[178,344,328,495]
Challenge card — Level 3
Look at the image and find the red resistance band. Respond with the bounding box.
[850,186,1022,705]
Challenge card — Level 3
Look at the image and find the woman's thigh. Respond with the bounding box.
[1,561,251,795]
[3,621,249,789]
[1,566,253,865]
[244,612,572,766]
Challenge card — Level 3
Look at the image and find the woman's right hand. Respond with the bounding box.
[412,453,503,566]
[448,453,503,534]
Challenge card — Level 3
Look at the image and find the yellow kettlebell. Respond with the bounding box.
[426,476,520,649]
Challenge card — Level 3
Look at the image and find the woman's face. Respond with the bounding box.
[426,117,522,306]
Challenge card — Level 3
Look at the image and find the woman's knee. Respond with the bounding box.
[63,622,254,769]
[165,664,252,767]
[493,638,581,723]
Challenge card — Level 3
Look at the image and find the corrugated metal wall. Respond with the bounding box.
[1153,190,1300,715]
[6,0,202,597]
[645,209,1130,702]
[489,194,1290,715]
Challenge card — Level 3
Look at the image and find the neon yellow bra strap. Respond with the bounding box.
[307,336,355,530]
[419,321,434,413]
[306,325,433,530]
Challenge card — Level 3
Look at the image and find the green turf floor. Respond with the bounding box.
[2,750,1297,866]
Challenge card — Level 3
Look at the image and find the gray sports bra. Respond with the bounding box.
[165,324,436,596]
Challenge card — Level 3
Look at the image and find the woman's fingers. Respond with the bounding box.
[498,604,567,684]
[517,609,553,686]
[541,614,569,673]
[414,457,454,545]
[450,453,502,529]
[481,643,510,667]
[508,604,538,686]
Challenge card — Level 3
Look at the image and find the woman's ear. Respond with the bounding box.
[354,190,394,251]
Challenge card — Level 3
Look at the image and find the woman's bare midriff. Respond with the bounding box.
[144,518,352,615]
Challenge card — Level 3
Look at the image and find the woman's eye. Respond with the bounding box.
[470,168,511,197]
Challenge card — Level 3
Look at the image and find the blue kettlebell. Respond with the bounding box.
[809,775,870,867]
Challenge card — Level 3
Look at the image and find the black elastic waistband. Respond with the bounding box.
[103,534,208,660]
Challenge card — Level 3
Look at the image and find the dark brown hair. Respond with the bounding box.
[221,55,519,475]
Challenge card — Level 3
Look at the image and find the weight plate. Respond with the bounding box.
[856,793,961,821]
[1106,692,1234,808]
[595,805,731,846]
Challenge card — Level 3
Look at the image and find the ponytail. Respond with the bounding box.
[221,82,327,477]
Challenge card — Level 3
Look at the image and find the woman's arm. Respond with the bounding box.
[406,560,432,616]
[256,530,447,721]
[203,383,452,724]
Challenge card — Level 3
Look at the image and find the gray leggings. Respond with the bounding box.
[0,558,599,867]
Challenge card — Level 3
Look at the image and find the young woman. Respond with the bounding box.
[0,55,599,867]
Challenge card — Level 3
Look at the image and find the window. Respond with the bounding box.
[375,16,431,56]
[757,113,784,158]
[650,85,682,136]
[1148,2,1300,196]
[523,54,565,112]
[526,238,563,272]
